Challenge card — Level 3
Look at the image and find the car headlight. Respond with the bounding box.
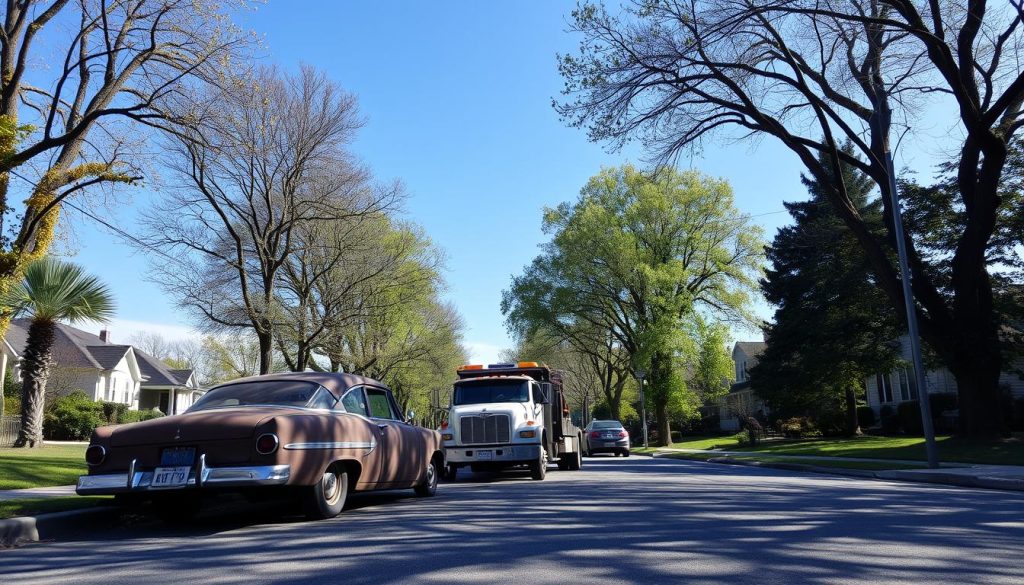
[518,430,536,439]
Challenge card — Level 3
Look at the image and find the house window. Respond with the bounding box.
[876,374,893,403]
[898,369,911,401]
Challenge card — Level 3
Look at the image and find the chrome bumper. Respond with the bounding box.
[445,444,541,464]
[77,460,291,495]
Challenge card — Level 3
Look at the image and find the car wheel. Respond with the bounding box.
[529,449,547,481]
[304,464,348,520]
[414,458,439,497]
[623,449,630,458]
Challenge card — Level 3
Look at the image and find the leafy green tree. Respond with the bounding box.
[752,148,899,435]
[690,318,733,406]
[1,257,115,447]
[504,165,763,445]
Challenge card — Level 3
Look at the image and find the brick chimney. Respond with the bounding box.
[99,329,111,343]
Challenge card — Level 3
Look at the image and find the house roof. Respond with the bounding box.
[5,319,197,389]
[734,341,767,358]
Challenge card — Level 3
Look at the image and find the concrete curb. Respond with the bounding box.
[649,452,1024,493]
[0,506,120,547]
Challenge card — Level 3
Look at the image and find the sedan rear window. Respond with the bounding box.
[188,381,334,411]
[591,421,623,429]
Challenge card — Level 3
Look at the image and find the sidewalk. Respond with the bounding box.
[650,448,1024,492]
[0,484,77,501]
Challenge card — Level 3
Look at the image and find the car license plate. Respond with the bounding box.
[602,433,617,439]
[477,450,493,460]
[152,466,191,488]
[160,447,196,466]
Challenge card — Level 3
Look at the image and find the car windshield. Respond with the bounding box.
[453,381,529,405]
[188,380,335,412]
[591,421,623,429]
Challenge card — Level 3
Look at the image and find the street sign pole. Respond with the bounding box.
[635,369,648,448]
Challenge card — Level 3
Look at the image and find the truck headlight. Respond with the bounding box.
[519,430,536,439]
[441,433,453,441]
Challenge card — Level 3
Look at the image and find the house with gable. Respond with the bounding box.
[1,319,202,414]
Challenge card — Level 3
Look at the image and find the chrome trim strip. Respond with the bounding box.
[127,458,136,489]
[283,441,376,451]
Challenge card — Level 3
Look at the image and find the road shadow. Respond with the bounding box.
[4,456,1024,584]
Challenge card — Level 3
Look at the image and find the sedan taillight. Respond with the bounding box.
[255,433,279,455]
[618,431,628,438]
[589,431,601,438]
[85,444,106,466]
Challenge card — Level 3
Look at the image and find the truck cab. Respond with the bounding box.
[440,362,583,480]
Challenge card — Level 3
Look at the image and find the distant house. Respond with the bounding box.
[717,341,769,432]
[864,334,1024,419]
[1,319,202,415]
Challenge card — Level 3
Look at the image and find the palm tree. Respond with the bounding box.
[2,257,115,447]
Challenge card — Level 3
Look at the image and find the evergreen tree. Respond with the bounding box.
[752,148,899,435]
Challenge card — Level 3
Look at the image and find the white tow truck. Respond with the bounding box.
[440,361,583,480]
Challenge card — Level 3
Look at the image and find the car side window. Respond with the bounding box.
[340,387,369,417]
[366,388,398,420]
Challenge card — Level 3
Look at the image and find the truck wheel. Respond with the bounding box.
[414,458,438,497]
[568,444,582,471]
[530,450,547,480]
[303,464,348,520]
[442,463,458,482]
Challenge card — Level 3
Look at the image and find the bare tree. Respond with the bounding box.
[0,0,252,335]
[558,0,1024,436]
[142,65,394,374]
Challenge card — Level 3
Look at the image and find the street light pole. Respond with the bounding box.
[875,104,939,469]
[635,369,648,448]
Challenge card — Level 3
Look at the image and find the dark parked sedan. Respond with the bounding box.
[77,372,443,520]
[583,420,630,457]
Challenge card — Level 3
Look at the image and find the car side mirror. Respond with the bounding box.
[405,410,415,423]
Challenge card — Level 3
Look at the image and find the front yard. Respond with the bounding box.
[0,444,87,490]
[635,433,1024,466]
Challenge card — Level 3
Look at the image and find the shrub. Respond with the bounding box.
[119,409,165,424]
[778,416,817,439]
[670,430,683,444]
[101,401,129,424]
[701,413,721,434]
[44,392,105,440]
[897,401,923,435]
[857,405,876,428]
[3,394,20,416]
[878,405,900,434]
[1013,398,1024,432]
[740,416,763,446]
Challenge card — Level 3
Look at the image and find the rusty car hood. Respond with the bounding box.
[109,406,300,446]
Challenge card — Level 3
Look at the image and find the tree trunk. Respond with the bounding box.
[13,319,55,448]
[257,330,274,375]
[655,401,670,447]
[947,345,1004,438]
[650,350,673,447]
[844,384,861,436]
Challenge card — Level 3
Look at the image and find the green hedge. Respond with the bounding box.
[856,406,876,428]
[43,391,164,440]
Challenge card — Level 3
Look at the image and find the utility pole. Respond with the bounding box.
[635,369,648,448]
[876,104,939,469]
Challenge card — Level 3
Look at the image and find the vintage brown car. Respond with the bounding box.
[77,372,443,520]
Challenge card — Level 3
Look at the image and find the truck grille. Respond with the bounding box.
[459,414,511,445]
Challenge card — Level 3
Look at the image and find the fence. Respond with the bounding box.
[0,415,20,447]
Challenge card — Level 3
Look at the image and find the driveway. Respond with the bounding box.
[3,456,1022,584]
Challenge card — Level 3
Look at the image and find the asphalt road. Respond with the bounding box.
[3,456,1023,584]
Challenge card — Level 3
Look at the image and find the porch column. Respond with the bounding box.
[169,388,177,415]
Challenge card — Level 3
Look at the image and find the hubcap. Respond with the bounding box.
[322,471,339,503]
[426,463,436,488]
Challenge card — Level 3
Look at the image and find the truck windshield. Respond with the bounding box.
[453,381,529,405]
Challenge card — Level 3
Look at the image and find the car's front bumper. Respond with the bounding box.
[445,444,541,464]
[77,459,291,495]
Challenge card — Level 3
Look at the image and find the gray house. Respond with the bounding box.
[718,341,769,431]
[1,319,202,415]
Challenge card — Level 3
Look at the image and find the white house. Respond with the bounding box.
[718,341,769,431]
[2,319,202,414]
[864,334,1024,418]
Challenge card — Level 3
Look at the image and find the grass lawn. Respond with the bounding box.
[652,451,929,471]
[0,496,110,520]
[723,434,1024,466]
[0,444,87,490]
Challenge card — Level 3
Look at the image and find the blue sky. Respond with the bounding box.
[63,1,950,362]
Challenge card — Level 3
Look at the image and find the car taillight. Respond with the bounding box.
[85,444,106,466]
[590,431,601,438]
[255,433,279,455]
[618,431,628,438]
